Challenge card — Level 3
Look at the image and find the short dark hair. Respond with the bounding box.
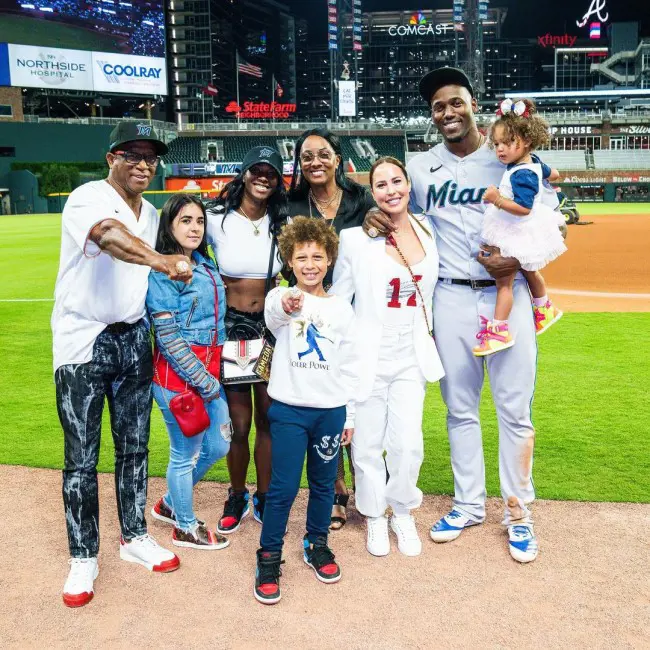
[156,193,210,258]
[277,216,339,268]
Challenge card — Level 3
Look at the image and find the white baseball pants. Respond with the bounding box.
[352,324,426,518]
[433,278,537,525]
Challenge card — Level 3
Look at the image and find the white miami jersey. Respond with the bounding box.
[407,143,504,280]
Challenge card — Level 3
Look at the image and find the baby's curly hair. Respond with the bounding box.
[277,216,339,267]
[489,99,551,151]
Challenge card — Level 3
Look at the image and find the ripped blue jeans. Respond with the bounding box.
[55,321,152,559]
[153,385,232,530]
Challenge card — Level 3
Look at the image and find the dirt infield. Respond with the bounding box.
[1,466,648,650]
[545,212,649,312]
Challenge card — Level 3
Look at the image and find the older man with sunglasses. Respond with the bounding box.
[53,121,193,608]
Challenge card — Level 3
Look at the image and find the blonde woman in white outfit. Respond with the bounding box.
[330,157,445,557]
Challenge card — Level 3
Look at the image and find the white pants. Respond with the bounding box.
[433,278,537,525]
[352,324,426,518]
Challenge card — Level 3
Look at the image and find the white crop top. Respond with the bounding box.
[384,256,429,326]
[206,208,283,279]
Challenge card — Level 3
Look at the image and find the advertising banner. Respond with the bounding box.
[6,43,93,91]
[92,51,167,95]
[338,80,356,117]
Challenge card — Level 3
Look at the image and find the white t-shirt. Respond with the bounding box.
[384,256,430,326]
[51,180,159,371]
[264,287,359,428]
[206,208,283,279]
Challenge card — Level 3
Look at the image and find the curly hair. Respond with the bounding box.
[489,99,551,151]
[277,216,339,268]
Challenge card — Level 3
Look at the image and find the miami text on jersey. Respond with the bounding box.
[426,180,487,211]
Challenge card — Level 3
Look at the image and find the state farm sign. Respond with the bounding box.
[225,101,296,119]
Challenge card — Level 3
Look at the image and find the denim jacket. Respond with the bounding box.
[146,251,227,399]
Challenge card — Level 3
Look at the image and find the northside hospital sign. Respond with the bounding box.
[0,43,167,95]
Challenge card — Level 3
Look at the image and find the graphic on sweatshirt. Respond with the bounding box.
[295,316,333,362]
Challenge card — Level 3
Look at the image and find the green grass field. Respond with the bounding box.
[1,212,648,503]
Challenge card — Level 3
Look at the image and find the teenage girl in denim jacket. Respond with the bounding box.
[146,194,232,551]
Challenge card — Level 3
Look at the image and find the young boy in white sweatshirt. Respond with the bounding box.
[254,216,359,605]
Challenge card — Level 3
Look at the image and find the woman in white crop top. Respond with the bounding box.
[206,145,288,534]
[330,157,444,559]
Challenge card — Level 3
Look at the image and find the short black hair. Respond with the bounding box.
[156,193,210,259]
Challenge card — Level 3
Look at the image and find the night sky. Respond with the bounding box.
[283,0,649,42]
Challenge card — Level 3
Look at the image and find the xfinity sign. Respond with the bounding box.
[388,23,454,37]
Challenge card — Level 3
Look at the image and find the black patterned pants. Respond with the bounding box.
[55,321,153,558]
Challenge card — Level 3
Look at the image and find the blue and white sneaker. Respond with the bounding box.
[429,509,481,543]
[507,524,539,563]
[253,492,266,524]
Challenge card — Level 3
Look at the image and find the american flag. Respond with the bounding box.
[238,55,263,79]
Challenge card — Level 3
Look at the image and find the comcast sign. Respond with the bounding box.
[388,13,454,37]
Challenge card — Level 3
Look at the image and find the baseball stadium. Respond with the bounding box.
[0,0,648,647]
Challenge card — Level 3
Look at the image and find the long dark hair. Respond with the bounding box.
[206,160,289,239]
[156,193,211,259]
[289,127,368,218]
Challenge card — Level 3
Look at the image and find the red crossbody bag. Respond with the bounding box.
[153,266,221,437]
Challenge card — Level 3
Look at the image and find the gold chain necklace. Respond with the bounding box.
[238,206,266,236]
[309,187,342,208]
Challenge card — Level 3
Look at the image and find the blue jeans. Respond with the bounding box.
[153,384,232,530]
[260,400,346,552]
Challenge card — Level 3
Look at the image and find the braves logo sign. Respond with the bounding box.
[577,0,608,28]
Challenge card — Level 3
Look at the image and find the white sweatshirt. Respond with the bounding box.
[265,287,359,428]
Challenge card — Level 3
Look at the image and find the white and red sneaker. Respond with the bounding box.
[62,557,98,608]
[120,534,180,572]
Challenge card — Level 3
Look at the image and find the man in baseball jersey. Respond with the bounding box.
[53,121,193,607]
[366,68,548,563]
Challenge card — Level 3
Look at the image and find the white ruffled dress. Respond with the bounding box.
[481,162,567,272]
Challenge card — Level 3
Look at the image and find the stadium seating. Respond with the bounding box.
[593,149,650,170]
[537,150,587,171]
[164,135,407,170]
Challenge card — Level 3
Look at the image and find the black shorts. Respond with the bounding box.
[224,306,274,393]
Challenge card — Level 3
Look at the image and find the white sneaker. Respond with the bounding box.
[120,534,180,572]
[366,515,390,556]
[63,557,98,608]
[390,515,422,557]
[508,524,539,563]
[430,509,481,543]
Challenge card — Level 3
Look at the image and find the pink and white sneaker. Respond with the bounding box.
[62,557,98,608]
[120,534,180,572]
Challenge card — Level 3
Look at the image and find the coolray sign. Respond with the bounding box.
[92,52,167,95]
[5,44,93,90]
[224,101,296,119]
[0,43,167,95]
[537,34,578,47]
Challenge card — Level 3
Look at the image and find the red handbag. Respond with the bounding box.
[168,390,210,437]
[153,266,221,438]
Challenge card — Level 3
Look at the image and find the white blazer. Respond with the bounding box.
[330,213,445,402]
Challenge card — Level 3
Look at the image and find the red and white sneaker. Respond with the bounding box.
[120,534,180,572]
[62,557,98,608]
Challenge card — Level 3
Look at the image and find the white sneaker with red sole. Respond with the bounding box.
[62,557,98,608]
[120,534,180,572]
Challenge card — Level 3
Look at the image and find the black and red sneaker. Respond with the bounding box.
[254,549,284,605]
[217,488,250,534]
[302,535,341,584]
[151,497,205,527]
